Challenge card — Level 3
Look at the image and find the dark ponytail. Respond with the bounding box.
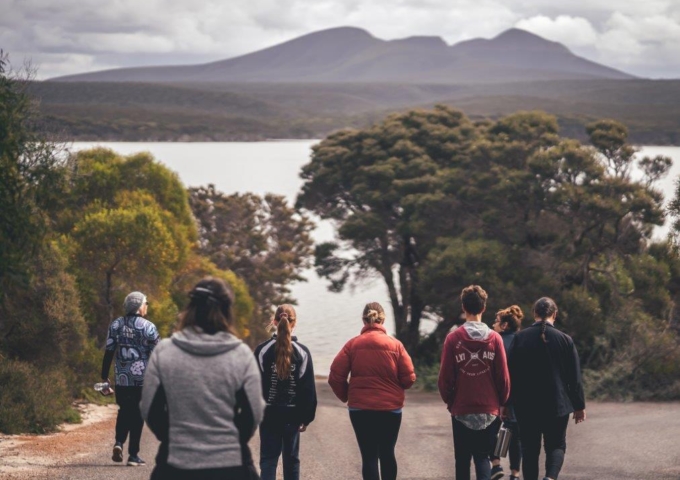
[533,297,558,344]
[274,305,297,380]
[540,320,549,344]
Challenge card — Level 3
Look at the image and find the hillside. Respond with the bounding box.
[51,27,634,84]
[30,79,680,144]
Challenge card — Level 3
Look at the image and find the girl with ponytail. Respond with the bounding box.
[508,297,587,480]
[254,305,317,480]
[328,302,416,480]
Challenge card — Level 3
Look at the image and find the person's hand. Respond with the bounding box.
[299,424,307,433]
[574,409,586,424]
[500,406,509,421]
[101,378,113,396]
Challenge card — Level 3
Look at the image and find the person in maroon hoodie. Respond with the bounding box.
[328,302,416,480]
[438,285,511,480]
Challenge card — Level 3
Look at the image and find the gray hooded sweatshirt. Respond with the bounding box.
[140,328,265,470]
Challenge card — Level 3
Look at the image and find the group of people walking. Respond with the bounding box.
[101,278,585,480]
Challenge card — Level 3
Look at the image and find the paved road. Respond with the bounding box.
[3,382,680,479]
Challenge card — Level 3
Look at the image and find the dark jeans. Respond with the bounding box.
[114,386,143,456]
[491,421,522,472]
[260,422,301,480]
[452,417,501,480]
[349,410,402,480]
[516,413,569,480]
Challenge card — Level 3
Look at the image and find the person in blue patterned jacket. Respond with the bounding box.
[101,291,160,467]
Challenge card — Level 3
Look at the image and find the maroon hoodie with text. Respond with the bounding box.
[438,322,511,417]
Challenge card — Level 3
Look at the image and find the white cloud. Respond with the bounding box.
[516,15,599,47]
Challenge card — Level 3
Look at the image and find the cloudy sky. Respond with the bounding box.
[2,0,680,79]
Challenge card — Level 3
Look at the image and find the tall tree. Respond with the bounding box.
[59,148,198,340]
[190,185,314,342]
[0,52,66,292]
[298,106,671,358]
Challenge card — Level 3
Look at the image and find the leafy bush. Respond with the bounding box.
[412,362,441,392]
[585,316,680,401]
[0,359,75,434]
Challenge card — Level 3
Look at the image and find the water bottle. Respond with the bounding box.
[94,382,110,392]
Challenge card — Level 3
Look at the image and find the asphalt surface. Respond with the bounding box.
[3,382,680,479]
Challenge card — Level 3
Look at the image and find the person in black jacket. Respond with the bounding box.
[490,305,524,480]
[254,304,317,480]
[508,297,586,480]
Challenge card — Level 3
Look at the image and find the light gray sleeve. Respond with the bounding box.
[240,345,266,430]
[140,341,164,422]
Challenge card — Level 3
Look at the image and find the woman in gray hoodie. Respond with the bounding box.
[141,277,265,480]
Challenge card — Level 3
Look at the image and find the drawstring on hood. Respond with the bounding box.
[171,327,241,356]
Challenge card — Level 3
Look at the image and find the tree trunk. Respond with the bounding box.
[670,292,680,332]
[105,269,114,323]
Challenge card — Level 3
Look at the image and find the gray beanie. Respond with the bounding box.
[124,291,147,315]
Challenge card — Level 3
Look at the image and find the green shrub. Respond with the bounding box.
[413,362,440,392]
[585,319,680,401]
[0,359,74,434]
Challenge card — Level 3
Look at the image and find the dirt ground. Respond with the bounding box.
[2,383,680,480]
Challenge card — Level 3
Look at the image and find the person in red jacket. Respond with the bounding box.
[438,285,511,480]
[328,302,416,480]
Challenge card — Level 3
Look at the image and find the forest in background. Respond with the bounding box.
[0,56,314,433]
[29,79,680,145]
[2,53,680,434]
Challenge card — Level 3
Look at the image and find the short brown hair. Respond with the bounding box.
[460,285,488,315]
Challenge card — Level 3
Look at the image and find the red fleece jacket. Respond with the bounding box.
[328,323,416,411]
[438,324,510,416]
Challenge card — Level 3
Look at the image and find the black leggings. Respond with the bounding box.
[349,410,402,480]
[114,386,144,456]
[517,413,569,480]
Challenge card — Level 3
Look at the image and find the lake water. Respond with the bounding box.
[70,141,680,373]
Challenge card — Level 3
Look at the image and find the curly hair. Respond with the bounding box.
[496,305,523,332]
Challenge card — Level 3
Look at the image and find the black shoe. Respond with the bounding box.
[112,442,123,463]
[491,465,505,480]
[127,455,146,466]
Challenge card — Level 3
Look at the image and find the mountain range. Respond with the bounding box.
[52,27,634,84]
[34,26,680,145]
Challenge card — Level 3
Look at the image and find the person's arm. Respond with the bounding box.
[139,346,168,441]
[297,346,317,428]
[234,347,265,442]
[493,335,511,406]
[567,339,586,421]
[146,322,160,352]
[502,335,517,419]
[438,333,456,405]
[397,342,416,390]
[328,342,352,403]
[101,322,117,381]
